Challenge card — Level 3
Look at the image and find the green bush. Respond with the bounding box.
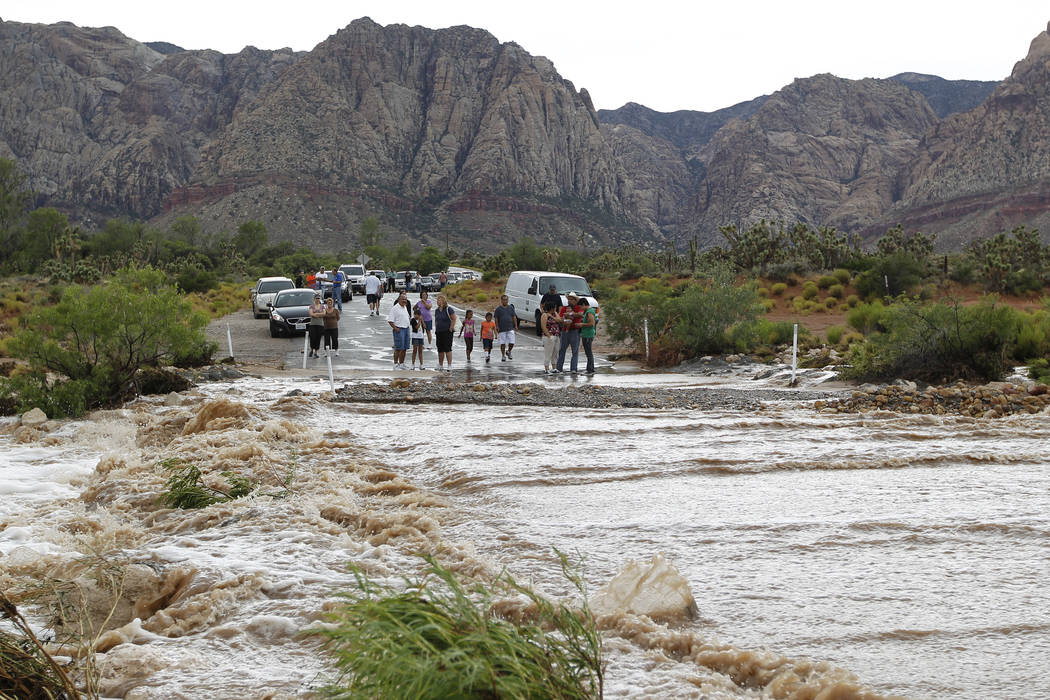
[847,300,889,335]
[1,266,211,417]
[842,298,1022,382]
[482,269,500,283]
[816,275,837,289]
[757,286,770,298]
[827,283,845,299]
[824,296,838,309]
[833,268,851,285]
[826,325,845,345]
[801,282,819,300]
[770,282,788,296]
[317,553,603,699]
[845,294,860,308]
[854,251,928,298]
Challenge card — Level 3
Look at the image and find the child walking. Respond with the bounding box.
[480,311,497,363]
[459,309,476,362]
[410,310,426,369]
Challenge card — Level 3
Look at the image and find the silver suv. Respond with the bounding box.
[250,276,294,318]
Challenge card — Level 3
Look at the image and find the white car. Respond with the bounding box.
[250,276,295,318]
[504,271,598,331]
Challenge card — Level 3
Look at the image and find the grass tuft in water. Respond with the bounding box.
[0,592,78,700]
[317,551,604,699]
[157,458,257,509]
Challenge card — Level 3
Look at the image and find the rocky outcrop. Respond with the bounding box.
[886,73,997,119]
[688,74,938,245]
[868,23,1050,248]
[0,19,298,223]
[189,18,639,249]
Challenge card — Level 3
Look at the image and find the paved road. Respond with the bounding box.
[211,292,612,380]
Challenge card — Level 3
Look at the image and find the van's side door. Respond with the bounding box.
[525,279,537,313]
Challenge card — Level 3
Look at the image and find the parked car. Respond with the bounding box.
[267,288,318,337]
[250,276,295,318]
[504,271,598,332]
[445,271,462,285]
[395,270,420,292]
[339,264,366,297]
[419,275,441,292]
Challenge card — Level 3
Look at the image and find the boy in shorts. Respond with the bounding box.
[480,312,497,363]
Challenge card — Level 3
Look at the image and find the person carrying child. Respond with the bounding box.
[410,309,427,369]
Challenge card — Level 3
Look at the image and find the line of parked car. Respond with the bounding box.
[249,268,481,337]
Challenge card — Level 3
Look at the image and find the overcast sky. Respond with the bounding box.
[6,2,1048,112]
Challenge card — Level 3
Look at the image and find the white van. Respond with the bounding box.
[505,271,598,332]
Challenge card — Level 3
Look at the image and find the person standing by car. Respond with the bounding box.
[387,292,411,369]
[579,297,597,374]
[386,269,396,293]
[433,294,457,372]
[494,294,518,361]
[323,296,341,357]
[295,271,304,288]
[307,293,325,359]
[331,267,345,311]
[557,292,583,373]
[540,301,561,374]
[438,271,448,289]
[364,270,382,316]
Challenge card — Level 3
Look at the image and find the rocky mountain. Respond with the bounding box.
[6,16,1050,254]
[866,22,1050,249]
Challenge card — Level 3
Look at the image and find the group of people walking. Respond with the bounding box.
[384,286,597,374]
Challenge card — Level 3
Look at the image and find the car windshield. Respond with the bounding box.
[259,280,293,293]
[274,291,316,307]
[396,272,406,280]
[539,276,593,296]
[340,266,364,275]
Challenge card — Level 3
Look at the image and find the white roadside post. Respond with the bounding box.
[302,332,309,369]
[326,353,335,393]
[644,318,650,362]
[226,323,234,358]
[791,323,798,386]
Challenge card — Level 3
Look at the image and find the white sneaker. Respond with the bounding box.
[419,365,426,370]
[334,351,340,356]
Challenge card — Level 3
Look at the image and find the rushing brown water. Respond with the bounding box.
[2,374,1048,699]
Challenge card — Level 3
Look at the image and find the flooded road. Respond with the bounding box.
[2,328,1049,697]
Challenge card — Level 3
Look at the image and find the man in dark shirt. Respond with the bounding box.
[493,294,518,361]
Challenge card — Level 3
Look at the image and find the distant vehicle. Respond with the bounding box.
[338,264,365,298]
[419,275,441,292]
[250,276,295,318]
[395,270,420,292]
[504,271,598,331]
[445,271,463,284]
[267,288,318,337]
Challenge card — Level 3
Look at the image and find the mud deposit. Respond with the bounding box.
[2,374,1049,699]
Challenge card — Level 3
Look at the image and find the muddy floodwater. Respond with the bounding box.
[2,370,1049,699]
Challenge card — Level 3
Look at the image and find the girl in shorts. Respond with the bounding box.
[459,309,476,362]
[410,310,426,370]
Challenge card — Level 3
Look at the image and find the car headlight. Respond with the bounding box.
[271,309,281,321]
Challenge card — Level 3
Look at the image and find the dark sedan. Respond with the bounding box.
[268,288,319,337]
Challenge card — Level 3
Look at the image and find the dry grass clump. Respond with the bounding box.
[1,592,80,700]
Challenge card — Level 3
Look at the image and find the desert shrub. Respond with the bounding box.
[854,251,928,299]
[826,325,845,345]
[847,300,890,335]
[317,553,603,699]
[948,255,977,285]
[827,283,845,299]
[841,298,1022,382]
[2,266,210,417]
[764,258,811,282]
[727,318,804,351]
[757,286,770,298]
[188,282,248,319]
[816,275,837,289]
[481,269,500,283]
[791,296,808,313]
[801,282,818,300]
[474,292,488,303]
[833,268,851,284]
[824,296,838,309]
[762,298,776,312]
[838,303,850,312]
[1004,268,1043,295]
[1029,358,1050,384]
[845,294,860,308]
[770,282,788,296]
